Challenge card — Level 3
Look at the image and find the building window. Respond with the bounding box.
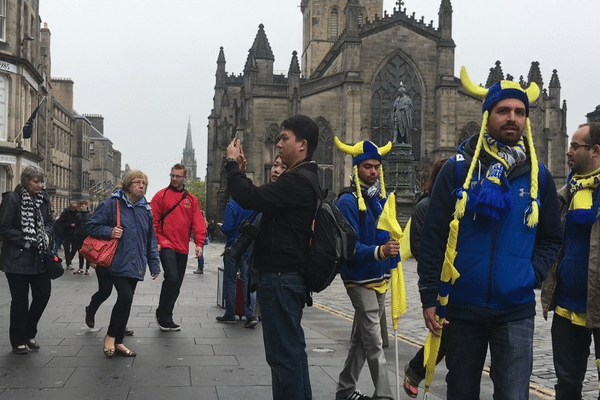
[0,74,8,140]
[329,7,339,38]
[90,142,94,151]
[0,0,6,42]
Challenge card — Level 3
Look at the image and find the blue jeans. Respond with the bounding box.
[445,317,534,400]
[258,272,311,400]
[156,248,188,324]
[222,253,255,319]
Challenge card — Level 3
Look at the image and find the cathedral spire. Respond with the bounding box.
[182,119,197,179]
[250,24,274,61]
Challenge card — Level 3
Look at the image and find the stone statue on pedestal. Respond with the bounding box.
[392,83,413,144]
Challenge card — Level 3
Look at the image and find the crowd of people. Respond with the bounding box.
[2,66,600,400]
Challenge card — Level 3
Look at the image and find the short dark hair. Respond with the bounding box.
[580,122,600,146]
[280,115,319,160]
[172,164,187,177]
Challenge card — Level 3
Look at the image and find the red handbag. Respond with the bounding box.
[80,200,121,268]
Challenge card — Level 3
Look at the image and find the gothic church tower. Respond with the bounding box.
[181,118,197,179]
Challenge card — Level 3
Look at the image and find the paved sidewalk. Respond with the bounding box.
[0,241,579,399]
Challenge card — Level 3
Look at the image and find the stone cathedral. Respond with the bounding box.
[205,0,567,223]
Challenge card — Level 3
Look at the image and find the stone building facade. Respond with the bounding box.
[0,0,45,195]
[205,0,568,223]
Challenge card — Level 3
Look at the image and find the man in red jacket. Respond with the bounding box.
[152,164,206,331]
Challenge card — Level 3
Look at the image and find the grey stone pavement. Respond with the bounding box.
[0,240,598,399]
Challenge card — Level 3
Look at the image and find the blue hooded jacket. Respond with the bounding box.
[87,190,160,280]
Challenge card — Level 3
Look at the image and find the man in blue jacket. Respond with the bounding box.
[541,122,600,399]
[334,138,398,400]
[418,67,562,399]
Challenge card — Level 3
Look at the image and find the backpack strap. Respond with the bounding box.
[296,168,324,201]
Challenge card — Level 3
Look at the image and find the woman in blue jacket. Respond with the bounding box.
[87,170,160,357]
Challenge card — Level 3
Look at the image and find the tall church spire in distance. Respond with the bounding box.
[181,117,197,179]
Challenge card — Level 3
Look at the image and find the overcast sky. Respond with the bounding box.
[39,0,600,198]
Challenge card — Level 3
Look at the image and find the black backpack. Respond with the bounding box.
[298,169,356,292]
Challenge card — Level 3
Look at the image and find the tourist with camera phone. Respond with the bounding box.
[225,115,319,399]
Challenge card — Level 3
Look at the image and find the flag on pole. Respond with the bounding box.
[376,193,407,329]
[22,106,39,139]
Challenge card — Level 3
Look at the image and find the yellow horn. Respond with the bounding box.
[525,82,540,103]
[460,66,488,98]
[334,136,364,156]
[379,141,392,156]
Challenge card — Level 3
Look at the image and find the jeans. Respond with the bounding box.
[445,317,534,400]
[87,267,113,315]
[258,272,311,400]
[337,286,393,400]
[222,253,255,319]
[156,248,188,324]
[106,274,137,344]
[5,272,51,347]
[551,313,600,399]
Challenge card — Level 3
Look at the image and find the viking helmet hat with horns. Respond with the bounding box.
[457,66,541,228]
[334,137,392,213]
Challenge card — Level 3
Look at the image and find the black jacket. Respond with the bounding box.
[58,207,79,238]
[226,160,318,273]
[0,187,53,274]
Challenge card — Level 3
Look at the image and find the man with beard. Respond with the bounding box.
[542,122,600,399]
[418,67,562,399]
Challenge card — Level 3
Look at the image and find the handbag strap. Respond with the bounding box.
[116,198,121,228]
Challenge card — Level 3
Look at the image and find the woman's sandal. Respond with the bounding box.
[115,344,136,357]
[403,375,419,398]
[103,335,115,358]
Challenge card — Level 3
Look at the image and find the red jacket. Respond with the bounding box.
[151,186,206,254]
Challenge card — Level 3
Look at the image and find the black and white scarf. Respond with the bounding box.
[20,187,48,252]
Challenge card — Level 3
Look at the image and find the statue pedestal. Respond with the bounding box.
[384,143,416,224]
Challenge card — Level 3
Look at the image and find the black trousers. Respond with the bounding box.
[106,274,137,344]
[87,267,113,315]
[552,313,600,400]
[5,272,51,347]
[63,236,78,266]
[156,248,188,324]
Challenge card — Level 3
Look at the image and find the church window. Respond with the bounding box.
[329,7,339,38]
[264,123,280,161]
[458,122,480,146]
[314,118,333,193]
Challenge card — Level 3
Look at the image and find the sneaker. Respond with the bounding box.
[66,265,74,271]
[337,390,372,400]
[155,312,180,331]
[243,317,258,329]
[124,328,134,336]
[216,315,236,324]
[166,322,181,331]
[192,269,204,274]
[85,306,95,328]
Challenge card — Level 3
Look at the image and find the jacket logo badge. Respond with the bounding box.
[519,188,530,197]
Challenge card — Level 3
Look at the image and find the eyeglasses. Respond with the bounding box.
[170,174,185,179]
[131,180,146,186]
[569,143,593,151]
